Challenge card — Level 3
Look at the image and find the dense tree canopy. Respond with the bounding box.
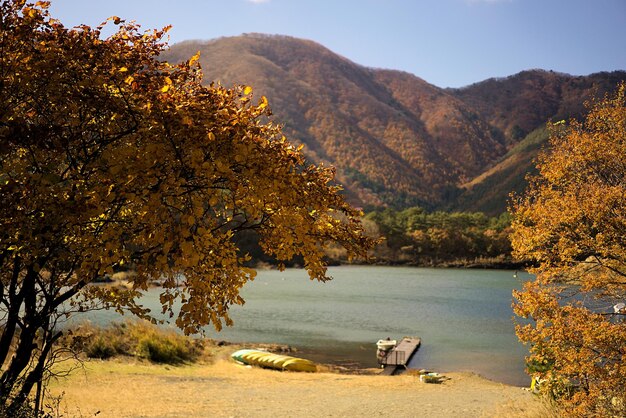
[511,83,626,416]
[0,1,373,412]
[365,207,512,265]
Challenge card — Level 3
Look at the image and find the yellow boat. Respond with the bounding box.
[231,349,317,372]
[242,351,273,363]
[261,355,291,368]
[282,358,317,372]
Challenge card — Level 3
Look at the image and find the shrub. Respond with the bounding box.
[136,334,197,364]
[65,320,201,365]
[86,336,117,359]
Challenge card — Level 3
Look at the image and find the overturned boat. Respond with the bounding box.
[231,349,317,372]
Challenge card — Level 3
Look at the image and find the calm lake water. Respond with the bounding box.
[81,266,532,386]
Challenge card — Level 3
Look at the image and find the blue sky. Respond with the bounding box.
[48,0,625,88]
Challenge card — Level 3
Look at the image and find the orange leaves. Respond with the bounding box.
[23,7,38,18]
[0,0,375,346]
[257,95,268,110]
[108,16,122,25]
[510,83,626,416]
[188,51,200,67]
[208,194,220,207]
[511,83,626,284]
[160,76,173,93]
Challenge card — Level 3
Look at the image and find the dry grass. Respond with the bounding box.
[46,322,557,417]
[46,356,552,418]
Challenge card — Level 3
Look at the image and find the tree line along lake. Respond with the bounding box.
[79,266,532,386]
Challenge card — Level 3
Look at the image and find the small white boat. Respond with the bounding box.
[376,339,397,351]
[376,338,398,365]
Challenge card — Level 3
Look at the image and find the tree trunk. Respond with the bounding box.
[0,266,38,408]
[10,329,62,412]
[0,256,24,366]
[0,325,37,400]
[0,310,18,368]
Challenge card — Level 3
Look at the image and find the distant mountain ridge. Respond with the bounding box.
[449,70,626,213]
[163,34,626,214]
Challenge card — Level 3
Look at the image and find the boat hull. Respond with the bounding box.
[231,349,317,372]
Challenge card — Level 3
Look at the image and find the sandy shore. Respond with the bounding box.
[47,357,550,418]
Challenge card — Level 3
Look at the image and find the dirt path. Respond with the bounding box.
[48,359,549,417]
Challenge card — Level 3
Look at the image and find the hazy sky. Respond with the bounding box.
[48,0,626,88]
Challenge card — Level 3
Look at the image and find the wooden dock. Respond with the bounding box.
[380,337,421,376]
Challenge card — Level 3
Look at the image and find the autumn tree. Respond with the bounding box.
[0,1,374,413]
[510,83,626,416]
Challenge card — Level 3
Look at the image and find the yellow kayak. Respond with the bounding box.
[282,358,317,372]
[232,350,317,372]
[241,351,273,363]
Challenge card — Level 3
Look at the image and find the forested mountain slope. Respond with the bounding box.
[163,34,626,213]
[449,70,626,213]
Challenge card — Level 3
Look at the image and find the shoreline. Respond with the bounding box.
[97,261,530,286]
[47,354,550,417]
[63,318,530,387]
[84,266,532,389]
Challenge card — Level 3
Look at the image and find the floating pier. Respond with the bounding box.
[378,337,421,376]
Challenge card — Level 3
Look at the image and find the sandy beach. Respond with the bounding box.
[47,357,550,418]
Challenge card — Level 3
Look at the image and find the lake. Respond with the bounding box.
[81,266,532,386]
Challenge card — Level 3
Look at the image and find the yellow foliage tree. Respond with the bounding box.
[510,83,626,416]
[0,1,374,412]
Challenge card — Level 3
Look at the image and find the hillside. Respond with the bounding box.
[448,70,626,213]
[163,34,626,213]
[450,127,547,214]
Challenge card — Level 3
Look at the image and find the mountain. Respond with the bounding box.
[162,34,626,213]
[448,70,626,213]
